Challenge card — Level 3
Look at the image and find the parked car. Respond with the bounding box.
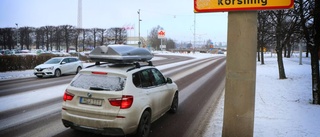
[61,45,178,137]
[1,49,13,55]
[34,57,83,78]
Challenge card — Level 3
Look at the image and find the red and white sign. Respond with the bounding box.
[194,0,294,13]
[158,30,165,39]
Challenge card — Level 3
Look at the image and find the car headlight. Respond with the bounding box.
[46,66,54,70]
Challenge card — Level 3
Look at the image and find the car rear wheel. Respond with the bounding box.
[76,66,82,74]
[54,69,61,77]
[136,111,151,137]
[169,92,178,113]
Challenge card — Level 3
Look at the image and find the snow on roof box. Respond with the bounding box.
[89,45,154,63]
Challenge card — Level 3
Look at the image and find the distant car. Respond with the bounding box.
[217,50,224,54]
[61,45,178,137]
[1,49,12,55]
[34,57,83,78]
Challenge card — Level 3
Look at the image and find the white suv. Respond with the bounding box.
[61,46,178,137]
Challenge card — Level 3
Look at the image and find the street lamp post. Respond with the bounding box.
[15,23,19,49]
[137,9,142,47]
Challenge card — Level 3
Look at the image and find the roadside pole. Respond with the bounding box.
[222,11,257,137]
[299,43,302,65]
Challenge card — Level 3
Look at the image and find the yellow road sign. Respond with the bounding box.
[194,0,294,13]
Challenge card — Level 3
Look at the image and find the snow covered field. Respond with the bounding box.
[1,52,319,137]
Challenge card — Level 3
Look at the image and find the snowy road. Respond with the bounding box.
[0,54,226,137]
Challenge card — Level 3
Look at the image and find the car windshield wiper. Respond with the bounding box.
[89,87,109,91]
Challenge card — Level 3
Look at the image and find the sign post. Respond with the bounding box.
[222,11,257,137]
[194,0,293,136]
[158,30,166,50]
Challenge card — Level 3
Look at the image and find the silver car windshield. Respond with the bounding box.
[44,58,62,64]
[70,73,126,91]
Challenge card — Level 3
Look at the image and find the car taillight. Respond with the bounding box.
[92,71,107,75]
[63,90,74,101]
[108,95,133,109]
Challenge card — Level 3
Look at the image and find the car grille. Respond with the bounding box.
[36,68,44,71]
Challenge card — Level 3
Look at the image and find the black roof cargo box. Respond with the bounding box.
[89,45,153,63]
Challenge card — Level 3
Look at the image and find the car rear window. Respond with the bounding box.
[70,73,126,91]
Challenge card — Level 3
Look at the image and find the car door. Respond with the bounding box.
[150,68,173,113]
[68,58,78,73]
[139,69,164,118]
[60,58,71,74]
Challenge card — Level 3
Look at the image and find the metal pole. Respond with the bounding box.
[15,23,18,49]
[138,9,141,48]
[193,14,196,53]
[299,42,302,65]
[161,39,163,51]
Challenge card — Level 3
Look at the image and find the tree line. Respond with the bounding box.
[257,0,320,104]
[0,25,177,53]
[0,25,129,52]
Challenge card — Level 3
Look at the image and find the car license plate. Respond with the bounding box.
[80,97,103,106]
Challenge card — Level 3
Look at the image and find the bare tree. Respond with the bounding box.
[43,26,55,51]
[61,25,74,52]
[96,28,106,45]
[314,0,320,104]
[148,25,163,50]
[0,28,15,50]
[19,27,34,50]
[91,28,98,48]
[106,28,127,44]
[267,9,299,79]
[165,38,176,50]
[53,26,63,51]
[296,0,320,104]
[257,11,272,65]
[81,28,90,51]
[35,27,45,50]
[72,28,82,52]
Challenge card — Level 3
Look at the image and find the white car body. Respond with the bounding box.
[34,57,83,78]
[61,62,178,136]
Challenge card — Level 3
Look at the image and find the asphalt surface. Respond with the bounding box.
[0,54,226,137]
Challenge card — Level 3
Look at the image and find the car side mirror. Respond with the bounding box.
[61,61,66,64]
[166,78,173,84]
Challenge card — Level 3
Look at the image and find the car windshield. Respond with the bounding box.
[44,58,62,64]
[70,73,126,91]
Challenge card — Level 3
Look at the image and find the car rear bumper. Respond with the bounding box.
[62,119,125,136]
[61,109,138,136]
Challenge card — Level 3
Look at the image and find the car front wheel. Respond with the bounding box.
[54,69,61,77]
[136,111,151,137]
[169,92,178,114]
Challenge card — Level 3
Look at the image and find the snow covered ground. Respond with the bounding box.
[203,53,320,137]
[1,52,319,137]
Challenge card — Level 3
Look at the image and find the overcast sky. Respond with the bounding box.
[0,0,228,43]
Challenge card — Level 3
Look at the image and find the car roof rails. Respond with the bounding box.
[85,61,109,68]
[86,61,153,70]
[127,61,153,72]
